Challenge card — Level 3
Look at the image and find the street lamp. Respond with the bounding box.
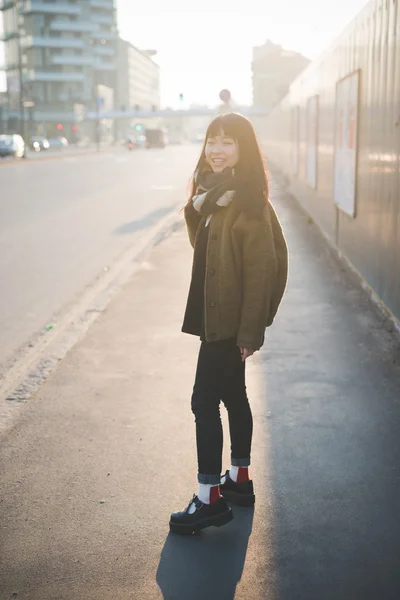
[16,4,25,138]
[88,37,107,152]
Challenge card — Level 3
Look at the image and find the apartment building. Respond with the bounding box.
[116,38,160,112]
[0,0,117,136]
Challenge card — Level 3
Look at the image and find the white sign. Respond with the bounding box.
[292,106,300,175]
[306,95,318,189]
[333,72,359,217]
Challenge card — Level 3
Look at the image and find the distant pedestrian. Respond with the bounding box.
[169,113,288,534]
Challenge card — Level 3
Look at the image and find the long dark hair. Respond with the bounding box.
[187,113,269,218]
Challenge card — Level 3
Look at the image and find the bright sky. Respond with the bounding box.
[116,0,369,107]
[0,0,368,104]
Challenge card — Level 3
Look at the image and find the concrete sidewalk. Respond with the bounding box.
[1,174,400,600]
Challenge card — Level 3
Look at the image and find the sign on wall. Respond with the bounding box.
[292,105,300,175]
[306,95,318,189]
[333,71,359,217]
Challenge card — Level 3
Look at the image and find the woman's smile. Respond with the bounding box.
[210,157,227,168]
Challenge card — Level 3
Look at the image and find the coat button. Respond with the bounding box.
[209,268,216,276]
[209,301,215,308]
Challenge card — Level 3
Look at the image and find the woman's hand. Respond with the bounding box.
[240,347,254,362]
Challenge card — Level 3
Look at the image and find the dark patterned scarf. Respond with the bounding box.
[193,167,239,217]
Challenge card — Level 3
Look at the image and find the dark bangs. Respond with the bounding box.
[205,115,239,141]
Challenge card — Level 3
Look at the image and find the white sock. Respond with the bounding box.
[188,500,197,514]
[221,465,250,484]
[198,483,220,504]
[229,466,240,482]
[188,483,220,514]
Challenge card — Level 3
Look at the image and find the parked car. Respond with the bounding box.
[0,134,26,158]
[47,136,69,150]
[31,136,50,152]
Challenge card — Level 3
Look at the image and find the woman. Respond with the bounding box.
[169,113,288,535]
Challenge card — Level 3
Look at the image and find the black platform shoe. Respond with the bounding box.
[220,470,255,506]
[169,494,233,535]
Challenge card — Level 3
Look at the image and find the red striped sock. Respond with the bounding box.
[236,467,250,483]
[209,485,222,503]
[230,466,250,483]
[198,483,222,504]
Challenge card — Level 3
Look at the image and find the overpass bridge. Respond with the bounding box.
[83,106,271,120]
[3,105,270,123]
[1,104,271,141]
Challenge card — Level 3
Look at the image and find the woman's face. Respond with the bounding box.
[204,130,239,173]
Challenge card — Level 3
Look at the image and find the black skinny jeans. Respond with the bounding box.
[191,339,253,485]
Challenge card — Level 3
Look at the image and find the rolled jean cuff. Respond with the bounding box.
[198,472,221,485]
[231,457,251,467]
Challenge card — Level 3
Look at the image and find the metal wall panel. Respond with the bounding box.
[258,0,400,323]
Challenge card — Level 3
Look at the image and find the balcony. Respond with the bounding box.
[94,59,114,71]
[51,55,94,67]
[25,70,85,83]
[93,44,115,56]
[20,1,81,15]
[0,31,19,41]
[50,20,98,33]
[93,45,114,56]
[21,36,85,49]
[90,0,114,9]
[89,31,115,41]
[0,0,15,11]
[4,63,18,71]
[91,13,114,25]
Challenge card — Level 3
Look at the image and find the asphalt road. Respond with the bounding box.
[1,171,400,599]
[0,145,200,373]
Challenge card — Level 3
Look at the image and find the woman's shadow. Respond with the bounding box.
[156,506,254,600]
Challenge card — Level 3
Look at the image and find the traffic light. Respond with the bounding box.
[57,123,63,131]
[135,124,143,131]
[179,93,184,102]
[72,125,79,132]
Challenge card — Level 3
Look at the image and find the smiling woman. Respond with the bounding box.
[169,112,289,535]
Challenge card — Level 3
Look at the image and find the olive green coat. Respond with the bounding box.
[184,200,288,351]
